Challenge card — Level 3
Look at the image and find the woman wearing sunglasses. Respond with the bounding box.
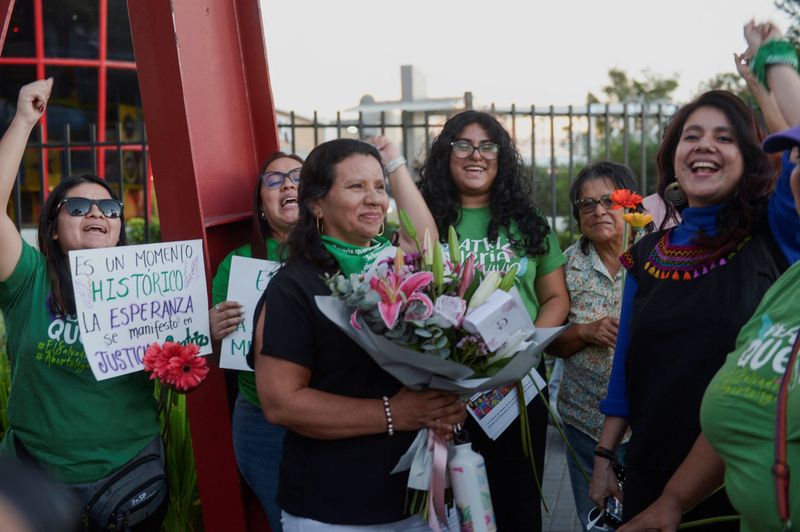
[419,111,570,531]
[209,150,303,532]
[0,79,164,529]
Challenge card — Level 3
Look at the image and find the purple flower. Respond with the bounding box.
[432,295,467,328]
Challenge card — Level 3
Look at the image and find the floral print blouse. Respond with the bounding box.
[557,241,629,442]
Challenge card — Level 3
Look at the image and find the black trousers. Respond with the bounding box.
[466,373,548,532]
[624,468,739,531]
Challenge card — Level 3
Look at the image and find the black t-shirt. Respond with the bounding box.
[259,254,416,525]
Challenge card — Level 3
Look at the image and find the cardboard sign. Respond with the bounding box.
[69,240,210,380]
[220,256,280,371]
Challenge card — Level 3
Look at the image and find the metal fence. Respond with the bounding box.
[12,101,677,243]
[11,122,153,241]
[279,101,677,237]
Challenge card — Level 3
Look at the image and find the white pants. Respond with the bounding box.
[281,510,459,532]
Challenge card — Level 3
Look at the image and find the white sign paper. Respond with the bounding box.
[466,369,548,440]
[220,255,280,371]
[69,239,210,380]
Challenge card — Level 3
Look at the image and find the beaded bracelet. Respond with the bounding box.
[751,40,799,90]
[382,396,395,436]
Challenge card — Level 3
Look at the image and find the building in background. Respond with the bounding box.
[348,65,468,169]
[0,0,148,229]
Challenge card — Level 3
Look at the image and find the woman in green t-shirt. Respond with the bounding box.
[0,80,164,530]
[419,111,570,532]
[209,149,303,531]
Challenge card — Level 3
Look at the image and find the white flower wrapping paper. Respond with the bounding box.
[315,294,566,529]
[315,295,565,395]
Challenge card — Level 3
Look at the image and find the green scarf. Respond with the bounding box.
[321,235,391,275]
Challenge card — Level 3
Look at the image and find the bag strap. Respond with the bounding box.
[774,326,800,528]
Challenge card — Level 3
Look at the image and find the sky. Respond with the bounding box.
[259,0,787,120]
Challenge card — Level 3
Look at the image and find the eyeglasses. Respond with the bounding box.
[574,194,614,214]
[261,168,301,189]
[57,197,123,218]
[450,141,500,160]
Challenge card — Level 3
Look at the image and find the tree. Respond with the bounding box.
[775,0,800,44]
[587,68,680,104]
[695,72,750,102]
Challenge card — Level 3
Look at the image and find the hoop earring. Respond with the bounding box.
[316,216,324,235]
[378,222,385,236]
[664,181,687,208]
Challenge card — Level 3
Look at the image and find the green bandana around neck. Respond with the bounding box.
[321,235,391,276]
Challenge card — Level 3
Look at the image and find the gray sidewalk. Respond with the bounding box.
[541,424,583,532]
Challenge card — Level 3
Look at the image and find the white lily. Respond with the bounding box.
[467,270,502,309]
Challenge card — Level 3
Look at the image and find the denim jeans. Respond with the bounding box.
[281,509,458,531]
[232,393,286,532]
[563,423,627,532]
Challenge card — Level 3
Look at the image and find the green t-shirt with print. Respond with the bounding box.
[0,241,160,484]
[701,261,800,532]
[212,239,281,407]
[454,206,565,321]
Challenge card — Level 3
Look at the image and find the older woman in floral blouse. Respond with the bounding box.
[548,161,646,530]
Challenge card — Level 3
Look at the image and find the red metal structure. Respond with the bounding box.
[125,1,280,530]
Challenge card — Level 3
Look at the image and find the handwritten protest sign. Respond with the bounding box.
[220,256,280,371]
[69,239,210,381]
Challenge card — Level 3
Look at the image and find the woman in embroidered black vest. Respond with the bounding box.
[250,138,466,530]
[589,85,800,527]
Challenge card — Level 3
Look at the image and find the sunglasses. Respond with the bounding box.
[450,140,500,160]
[261,168,302,189]
[57,197,123,218]
[574,194,614,214]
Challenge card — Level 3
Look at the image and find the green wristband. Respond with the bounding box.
[751,40,799,90]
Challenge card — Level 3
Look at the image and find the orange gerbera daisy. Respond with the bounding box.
[610,189,644,210]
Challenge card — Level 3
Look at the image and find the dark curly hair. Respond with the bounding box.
[419,110,550,257]
[285,138,382,270]
[657,90,777,256]
[249,151,304,259]
[569,161,650,254]
[38,174,127,316]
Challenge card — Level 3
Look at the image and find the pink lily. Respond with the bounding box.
[405,292,434,321]
[350,309,363,331]
[370,270,434,329]
[458,253,476,299]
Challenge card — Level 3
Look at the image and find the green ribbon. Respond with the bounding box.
[321,235,391,276]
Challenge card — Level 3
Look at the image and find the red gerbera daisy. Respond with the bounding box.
[609,189,643,210]
[164,343,209,392]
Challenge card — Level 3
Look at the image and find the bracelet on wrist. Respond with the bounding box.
[751,40,799,90]
[383,156,407,175]
[382,396,395,436]
[594,445,616,462]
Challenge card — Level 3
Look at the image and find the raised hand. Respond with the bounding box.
[15,78,53,127]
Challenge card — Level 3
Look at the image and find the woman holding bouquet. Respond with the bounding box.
[252,138,466,530]
[0,79,165,529]
[209,150,303,531]
[419,110,570,531]
[591,22,800,527]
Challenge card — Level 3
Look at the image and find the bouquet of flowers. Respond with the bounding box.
[316,212,564,529]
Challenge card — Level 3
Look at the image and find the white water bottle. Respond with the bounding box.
[448,439,497,532]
